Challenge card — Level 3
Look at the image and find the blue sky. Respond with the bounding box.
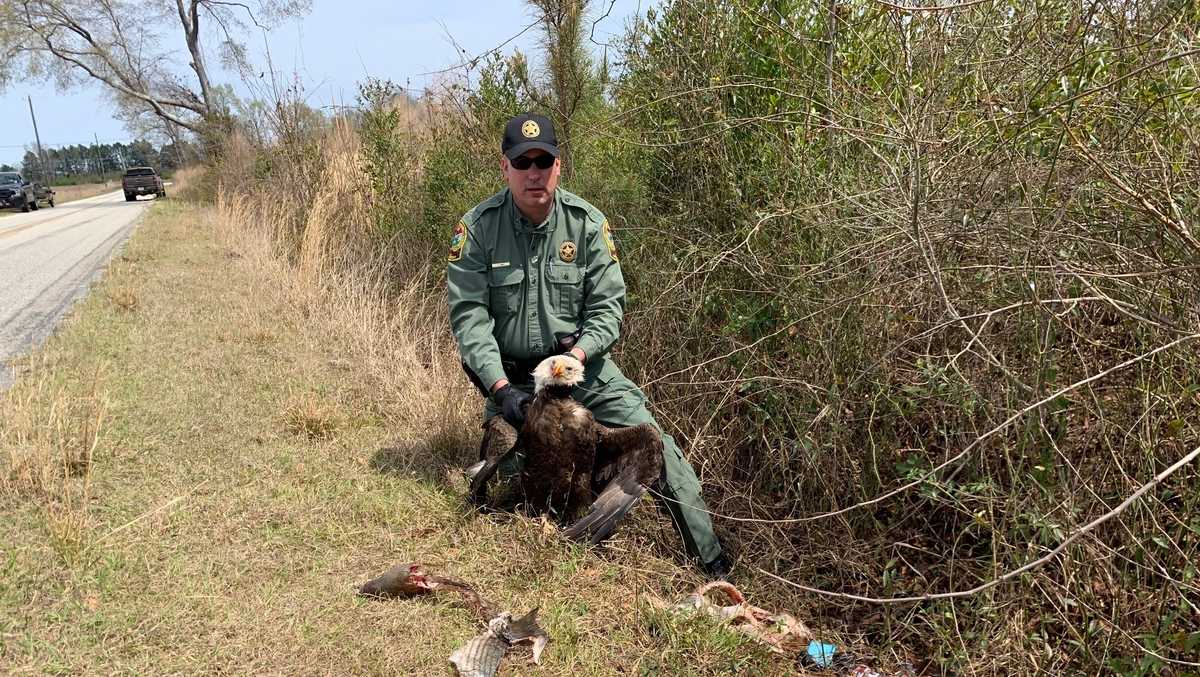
[0,0,649,167]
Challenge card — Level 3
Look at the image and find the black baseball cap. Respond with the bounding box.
[502,113,560,160]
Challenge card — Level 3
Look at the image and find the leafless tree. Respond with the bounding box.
[0,0,308,134]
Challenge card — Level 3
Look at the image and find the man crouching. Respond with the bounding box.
[447,112,730,578]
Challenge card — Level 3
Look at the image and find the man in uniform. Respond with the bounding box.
[446,112,730,577]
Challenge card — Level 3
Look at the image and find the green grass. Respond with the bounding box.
[0,200,804,675]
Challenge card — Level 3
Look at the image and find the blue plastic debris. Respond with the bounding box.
[807,640,837,668]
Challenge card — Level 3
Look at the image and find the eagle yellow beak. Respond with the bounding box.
[551,361,565,379]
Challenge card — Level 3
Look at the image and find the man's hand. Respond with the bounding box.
[493,384,532,427]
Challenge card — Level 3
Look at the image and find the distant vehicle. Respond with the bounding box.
[0,172,54,211]
[122,166,166,201]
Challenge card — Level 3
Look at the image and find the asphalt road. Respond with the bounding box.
[0,190,154,390]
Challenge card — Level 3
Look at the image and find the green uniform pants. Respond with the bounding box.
[484,357,723,564]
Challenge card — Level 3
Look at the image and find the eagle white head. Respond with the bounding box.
[532,354,585,393]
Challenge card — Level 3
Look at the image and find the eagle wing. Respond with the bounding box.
[563,422,663,544]
[467,415,519,507]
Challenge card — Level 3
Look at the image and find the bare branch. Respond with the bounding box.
[757,442,1200,604]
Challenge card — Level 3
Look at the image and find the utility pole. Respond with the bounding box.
[94,133,104,183]
[27,95,48,183]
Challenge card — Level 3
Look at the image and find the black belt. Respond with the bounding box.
[461,329,584,395]
[458,352,559,396]
[503,327,585,385]
[502,355,553,385]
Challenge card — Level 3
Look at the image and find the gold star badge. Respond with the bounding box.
[559,240,577,263]
[521,120,541,138]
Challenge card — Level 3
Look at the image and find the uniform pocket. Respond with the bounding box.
[545,263,583,317]
[594,359,622,384]
[488,267,525,314]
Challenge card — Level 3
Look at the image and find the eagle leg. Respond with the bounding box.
[563,423,663,545]
[468,415,520,508]
[568,468,593,519]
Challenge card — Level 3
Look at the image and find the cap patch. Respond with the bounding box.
[521,120,541,138]
[447,222,468,262]
[559,240,577,263]
[601,221,618,261]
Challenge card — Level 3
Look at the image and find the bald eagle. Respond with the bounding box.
[467,355,664,544]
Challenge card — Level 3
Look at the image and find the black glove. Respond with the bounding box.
[493,385,532,428]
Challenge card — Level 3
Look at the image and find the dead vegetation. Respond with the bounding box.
[1,362,105,568]
[51,182,119,204]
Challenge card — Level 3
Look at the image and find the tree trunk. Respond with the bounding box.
[177,0,213,115]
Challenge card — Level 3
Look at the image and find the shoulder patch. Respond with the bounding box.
[447,222,469,262]
[601,220,618,261]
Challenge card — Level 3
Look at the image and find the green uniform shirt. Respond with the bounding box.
[447,187,625,389]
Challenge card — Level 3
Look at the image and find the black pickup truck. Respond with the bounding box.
[122,166,166,201]
[0,172,55,211]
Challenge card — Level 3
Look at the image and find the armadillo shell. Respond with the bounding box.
[449,632,508,677]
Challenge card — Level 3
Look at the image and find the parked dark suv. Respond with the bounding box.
[122,166,166,201]
[0,172,55,211]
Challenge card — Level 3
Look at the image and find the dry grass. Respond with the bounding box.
[280,390,341,439]
[0,190,809,673]
[169,165,206,202]
[51,182,120,203]
[105,284,139,312]
[1,363,103,495]
[1,362,104,568]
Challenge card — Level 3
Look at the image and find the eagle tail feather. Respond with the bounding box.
[563,481,648,544]
[564,422,665,543]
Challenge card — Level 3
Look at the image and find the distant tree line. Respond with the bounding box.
[15,139,195,184]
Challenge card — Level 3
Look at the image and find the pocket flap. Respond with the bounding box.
[488,267,525,287]
[546,263,582,284]
[593,359,622,384]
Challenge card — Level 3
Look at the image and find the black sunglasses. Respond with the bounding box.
[510,154,556,170]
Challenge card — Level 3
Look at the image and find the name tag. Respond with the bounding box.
[491,261,511,268]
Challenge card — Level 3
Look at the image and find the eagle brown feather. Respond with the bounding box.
[469,355,663,543]
[520,393,597,517]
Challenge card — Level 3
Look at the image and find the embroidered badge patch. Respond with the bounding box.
[521,120,540,138]
[601,220,618,260]
[447,222,468,262]
[559,240,577,263]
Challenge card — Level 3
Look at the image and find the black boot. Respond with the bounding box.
[701,553,732,579]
